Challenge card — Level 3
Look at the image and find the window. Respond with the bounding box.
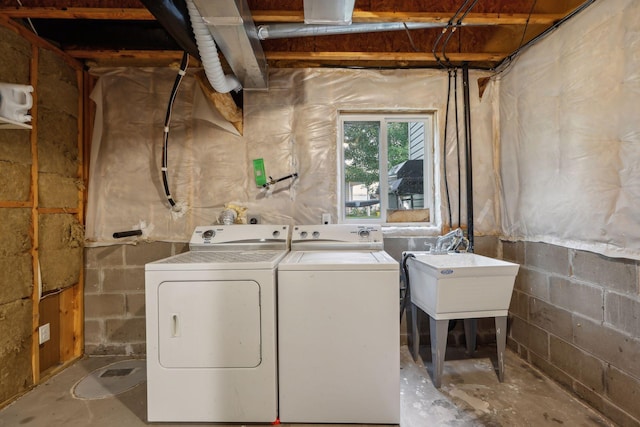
[339,113,435,224]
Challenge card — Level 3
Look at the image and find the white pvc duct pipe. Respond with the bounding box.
[185,0,241,93]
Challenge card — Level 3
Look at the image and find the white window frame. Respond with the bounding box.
[338,112,436,225]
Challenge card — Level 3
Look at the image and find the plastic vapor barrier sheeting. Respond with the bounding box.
[498,0,640,260]
[85,67,499,244]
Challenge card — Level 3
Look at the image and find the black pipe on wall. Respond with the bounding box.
[139,0,200,59]
[462,63,474,252]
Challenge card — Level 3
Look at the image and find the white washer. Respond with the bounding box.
[277,224,400,424]
[145,224,289,423]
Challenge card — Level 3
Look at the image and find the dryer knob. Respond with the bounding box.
[358,229,370,238]
[300,231,308,238]
[312,231,320,239]
[272,230,280,238]
[202,229,215,239]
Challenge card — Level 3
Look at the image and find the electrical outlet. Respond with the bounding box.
[322,213,332,224]
[39,323,50,345]
[248,213,261,225]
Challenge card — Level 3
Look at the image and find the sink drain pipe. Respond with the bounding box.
[462,63,474,253]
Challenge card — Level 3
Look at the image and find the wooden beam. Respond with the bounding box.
[0,7,154,20]
[64,48,507,64]
[63,48,506,68]
[247,10,305,23]
[266,51,508,63]
[351,12,565,25]
[251,10,564,25]
[0,7,565,26]
[64,49,187,60]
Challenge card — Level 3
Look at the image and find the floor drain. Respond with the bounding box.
[72,360,146,400]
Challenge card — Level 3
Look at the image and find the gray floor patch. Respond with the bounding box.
[72,359,146,400]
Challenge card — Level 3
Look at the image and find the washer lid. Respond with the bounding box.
[278,250,398,271]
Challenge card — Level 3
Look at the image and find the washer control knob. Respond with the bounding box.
[272,230,280,238]
[312,231,320,239]
[300,231,308,239]
[202,229,215,239]
[358,229,370,238]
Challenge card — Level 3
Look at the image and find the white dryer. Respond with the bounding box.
[145,224,289,423]
[277,224,400,424]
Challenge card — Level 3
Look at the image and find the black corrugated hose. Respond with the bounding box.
[399,252,416,322]
[161,51,189,208]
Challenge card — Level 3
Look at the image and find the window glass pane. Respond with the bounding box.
[339,114,432,224]
[386,121,427,222]
[343,121,381,219]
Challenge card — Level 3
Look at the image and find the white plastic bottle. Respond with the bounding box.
[0,83,34,123]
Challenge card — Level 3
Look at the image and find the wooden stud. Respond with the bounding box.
[0,15,86,387]
[37,208,79,214]
[29,42,40,386]
[59,284,82,363]
[0,201,32,208]
[72,65,86,360]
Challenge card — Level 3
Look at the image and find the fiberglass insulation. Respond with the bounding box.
[86,68,499,244]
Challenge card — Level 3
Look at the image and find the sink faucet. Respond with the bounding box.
[432,228,467,254]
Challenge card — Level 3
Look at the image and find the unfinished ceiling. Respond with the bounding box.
[0,0,594,70]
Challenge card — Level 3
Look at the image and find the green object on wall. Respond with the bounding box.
[253,158,267,187]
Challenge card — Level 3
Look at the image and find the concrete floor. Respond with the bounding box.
[0,345,613,427]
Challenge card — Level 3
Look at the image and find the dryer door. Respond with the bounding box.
[157,280,261,368]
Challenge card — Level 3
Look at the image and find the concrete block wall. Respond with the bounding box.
[84,242,187,355]
[85,235,501,355]
[503,240,640,427]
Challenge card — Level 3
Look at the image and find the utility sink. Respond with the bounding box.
[406,252,519,320]
[404,252,520,388]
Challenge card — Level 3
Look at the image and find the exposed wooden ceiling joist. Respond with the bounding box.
[0,1,594,70]
[0,7,564,26]
[0,7,154,20]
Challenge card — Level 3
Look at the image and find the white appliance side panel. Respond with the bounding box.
[278,269,400,424]
[158,280,261,368]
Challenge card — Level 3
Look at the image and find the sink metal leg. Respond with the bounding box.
[429,317,449,388]
[495,316,507,382]
[410,303,419,361]
[463,318,477,354]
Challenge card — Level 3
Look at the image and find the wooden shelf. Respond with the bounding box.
[0,116,32,129]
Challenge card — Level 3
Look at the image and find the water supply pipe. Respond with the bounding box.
[257,22,453,40]
[462,64,474,252]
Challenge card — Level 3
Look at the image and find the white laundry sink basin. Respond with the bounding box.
[406,252,519,320]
